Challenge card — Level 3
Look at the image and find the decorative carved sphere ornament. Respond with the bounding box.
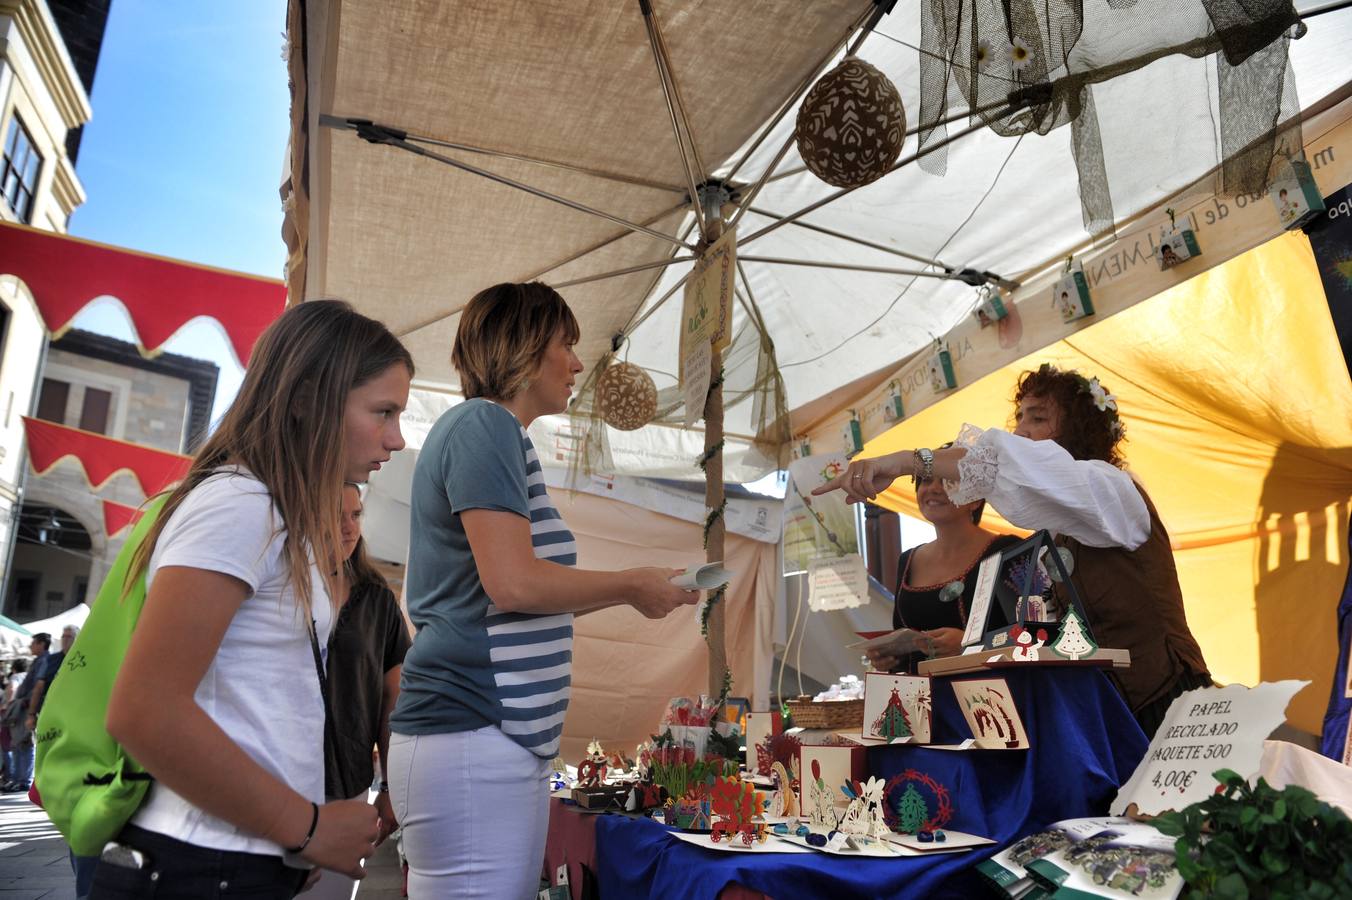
[596,361,657,431]
[794,56,906,189]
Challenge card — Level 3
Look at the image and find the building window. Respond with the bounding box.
[79,387,112,434]
[11,573,37,614]
[2,115,42,224]
[36,378,70,424]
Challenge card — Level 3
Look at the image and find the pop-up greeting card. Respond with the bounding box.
[838,776,891,840]
[797,746,866,823]
[862,672,933,743]
[883,768,954,835]
[951,678,1030,750]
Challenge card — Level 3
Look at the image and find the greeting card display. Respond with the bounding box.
[1052,262,1094,322]
[745,709,781,770]
[797,745,866,820]
[951,678,1030,750]
[862,672,932,743]
[967,530,1093,651]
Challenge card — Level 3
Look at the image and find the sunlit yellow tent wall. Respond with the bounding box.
[862,231,1352,735]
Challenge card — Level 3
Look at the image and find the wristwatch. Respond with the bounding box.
[912,448,935,486]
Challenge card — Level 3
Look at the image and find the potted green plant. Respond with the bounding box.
[1152,768,1352,899]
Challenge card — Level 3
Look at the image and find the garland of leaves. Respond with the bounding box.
[700,587,725,637]
[702,500,727,548]
[696,439,725,472]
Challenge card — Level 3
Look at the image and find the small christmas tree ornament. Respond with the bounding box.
[1156,208,1202,271]
[1051,257,1094,323]
[595,360,657,431]
[1049,607,1097,660]
[1270,156,1326,230]
[795,56,906,189]
[926,340,957,394]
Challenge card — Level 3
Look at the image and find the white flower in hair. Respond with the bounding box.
[1087,377,1117,413]
[1009,36,1034,72]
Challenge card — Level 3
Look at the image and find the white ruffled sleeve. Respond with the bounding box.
[943,424,1150,550]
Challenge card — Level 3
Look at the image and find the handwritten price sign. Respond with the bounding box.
[1111,681,1306,816]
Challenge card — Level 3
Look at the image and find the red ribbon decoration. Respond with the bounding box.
[0,221,285,365]
[101,500,144,538]
[22,417,191,496]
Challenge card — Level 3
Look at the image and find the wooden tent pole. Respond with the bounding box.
[704,200,729,699]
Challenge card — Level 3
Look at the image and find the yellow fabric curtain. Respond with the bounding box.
[863,232,1352,734]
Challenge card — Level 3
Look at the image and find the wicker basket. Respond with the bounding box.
[785,696,864,730]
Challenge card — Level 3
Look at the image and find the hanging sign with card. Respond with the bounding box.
[680,230,736,371]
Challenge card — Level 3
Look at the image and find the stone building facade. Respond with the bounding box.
[5,329,216,620]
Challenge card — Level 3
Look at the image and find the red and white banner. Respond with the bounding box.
[22,416,190,496]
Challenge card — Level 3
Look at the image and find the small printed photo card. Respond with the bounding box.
[962,552,1004,647]
[862,672,933,743]
[952,678,1029,750]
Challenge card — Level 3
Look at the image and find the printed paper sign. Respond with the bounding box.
[681,339,712,428]
[681,229,736,360]
[783,452,860,574]
[1111,680,1308,816]
[807,554,868,611]
[951,678,1029,750]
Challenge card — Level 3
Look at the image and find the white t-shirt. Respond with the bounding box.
[131,468,332,856]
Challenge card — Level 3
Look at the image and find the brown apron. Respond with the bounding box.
[1056,483,1210,713]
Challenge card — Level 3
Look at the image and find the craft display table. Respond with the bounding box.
[545,667,1148,900]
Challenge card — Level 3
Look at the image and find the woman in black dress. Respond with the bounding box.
[868,467,1020,673]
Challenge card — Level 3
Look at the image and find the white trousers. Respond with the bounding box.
[388,726,550,900]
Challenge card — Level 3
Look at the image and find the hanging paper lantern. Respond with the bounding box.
[795,56,906,189]
[596,362,657,431]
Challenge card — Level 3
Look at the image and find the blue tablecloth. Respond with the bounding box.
[594,667,1148,899]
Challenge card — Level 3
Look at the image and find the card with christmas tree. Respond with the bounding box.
[862,672,933,743]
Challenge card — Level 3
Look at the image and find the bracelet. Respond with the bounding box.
[911,448,935,486]
[286,801,320,855]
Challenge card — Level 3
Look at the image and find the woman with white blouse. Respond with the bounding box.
[817,364,1210,737]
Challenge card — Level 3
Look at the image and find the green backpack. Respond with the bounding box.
[35,496,167,857]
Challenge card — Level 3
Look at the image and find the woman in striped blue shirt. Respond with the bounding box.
[389,282,698,899]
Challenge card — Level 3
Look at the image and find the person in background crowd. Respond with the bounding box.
[311,482,410,900]
[92,301,412,898]
[24,625,78,737]
[818,363,1210,738]
[2,633,50,793]
[1,657,30,789]
[390,282,698,899]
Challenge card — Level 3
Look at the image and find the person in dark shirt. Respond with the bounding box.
[2,633,49,792]
[313,483,411,900]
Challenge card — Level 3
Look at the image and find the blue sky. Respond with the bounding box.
[66,0,289,421]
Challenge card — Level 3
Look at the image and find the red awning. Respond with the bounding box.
[0,221,286,364]
[22,417,190,496]
[101,499,144,538]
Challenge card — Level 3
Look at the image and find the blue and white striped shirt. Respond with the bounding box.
[393,399,576,758]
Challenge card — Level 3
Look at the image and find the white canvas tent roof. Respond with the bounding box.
[285,0,1352,474]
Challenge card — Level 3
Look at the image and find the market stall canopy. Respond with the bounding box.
[284,0,1352,478]
[0,614,31,660]
[0,221,286,366]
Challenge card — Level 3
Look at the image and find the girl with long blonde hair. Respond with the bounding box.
[95,300,413,898]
